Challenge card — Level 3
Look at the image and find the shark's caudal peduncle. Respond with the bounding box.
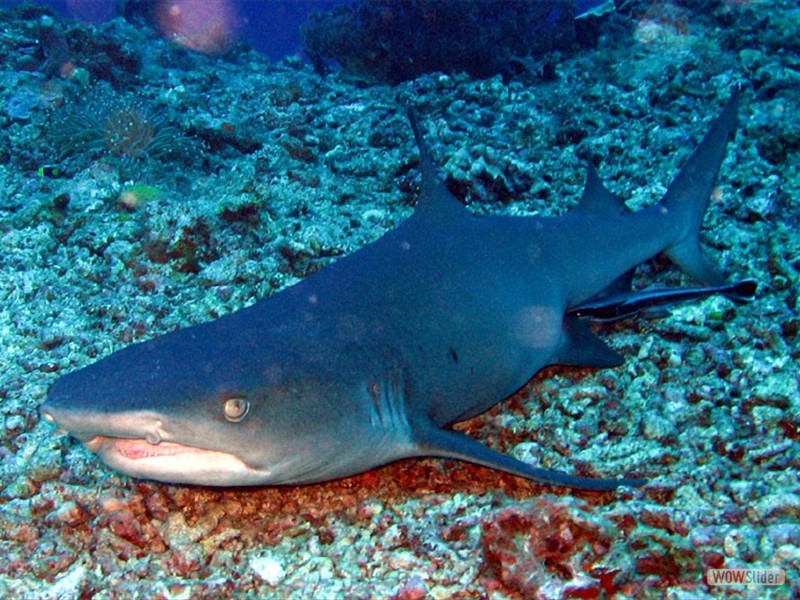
[41,89,749,491]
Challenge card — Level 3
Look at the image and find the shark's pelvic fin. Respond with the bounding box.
[661,88,741,285]
[552,316,624,367]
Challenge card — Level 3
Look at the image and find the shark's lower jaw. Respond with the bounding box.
[85,436,271,486]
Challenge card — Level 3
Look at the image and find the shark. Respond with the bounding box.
[41,89,750,491]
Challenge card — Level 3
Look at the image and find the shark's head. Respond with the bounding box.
[40,305,409,486]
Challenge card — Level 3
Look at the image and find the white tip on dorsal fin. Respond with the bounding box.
[571,163,628,217]
[407,109,468,222]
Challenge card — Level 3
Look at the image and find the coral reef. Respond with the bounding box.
[301,0,576,83]
[49,91,192,162]
[0,0,797,597]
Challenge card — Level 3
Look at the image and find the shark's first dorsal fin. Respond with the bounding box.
[571,163,628,217]
[407,109,469,222]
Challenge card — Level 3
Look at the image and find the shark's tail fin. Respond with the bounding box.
[660,88,740,285]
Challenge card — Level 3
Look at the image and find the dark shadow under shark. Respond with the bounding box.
[41,89,752,491]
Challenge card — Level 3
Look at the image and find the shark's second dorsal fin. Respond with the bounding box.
[407,109,469,222]
[570,164,629,217]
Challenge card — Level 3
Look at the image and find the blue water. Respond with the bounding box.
[3,0,608,61]
[0,0,341,59]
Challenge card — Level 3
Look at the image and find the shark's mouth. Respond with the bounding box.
[78,435,271,486]
[41,406,271,485]
[86,436,199,460]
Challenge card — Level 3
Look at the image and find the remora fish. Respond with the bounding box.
[42,90,746,491]
[568,280,757,323]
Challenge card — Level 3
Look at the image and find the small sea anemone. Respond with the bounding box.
[49,92,193,161]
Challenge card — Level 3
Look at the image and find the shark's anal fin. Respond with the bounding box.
[413,422,646,491]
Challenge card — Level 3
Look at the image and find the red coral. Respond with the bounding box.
[481,499,615,596]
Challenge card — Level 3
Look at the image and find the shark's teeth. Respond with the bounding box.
[112,439,196,460]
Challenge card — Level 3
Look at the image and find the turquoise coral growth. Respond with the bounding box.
[49,92,192,161]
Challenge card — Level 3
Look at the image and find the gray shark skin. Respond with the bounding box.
[42,90,743,491]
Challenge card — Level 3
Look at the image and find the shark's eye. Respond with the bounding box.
[223,397,250,423]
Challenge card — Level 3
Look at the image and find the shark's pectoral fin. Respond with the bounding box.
[412,421,645,491]
[552,316,623,368]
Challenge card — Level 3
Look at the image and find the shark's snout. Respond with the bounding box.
[40,407,60,428]
[40,393,85,440]
[41,374,170,450]
[40,398,110,455]
[40,370,276,486]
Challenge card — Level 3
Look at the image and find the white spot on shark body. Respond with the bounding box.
[513,304,561,349]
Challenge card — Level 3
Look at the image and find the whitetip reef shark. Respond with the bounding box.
[41,89,754,491]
